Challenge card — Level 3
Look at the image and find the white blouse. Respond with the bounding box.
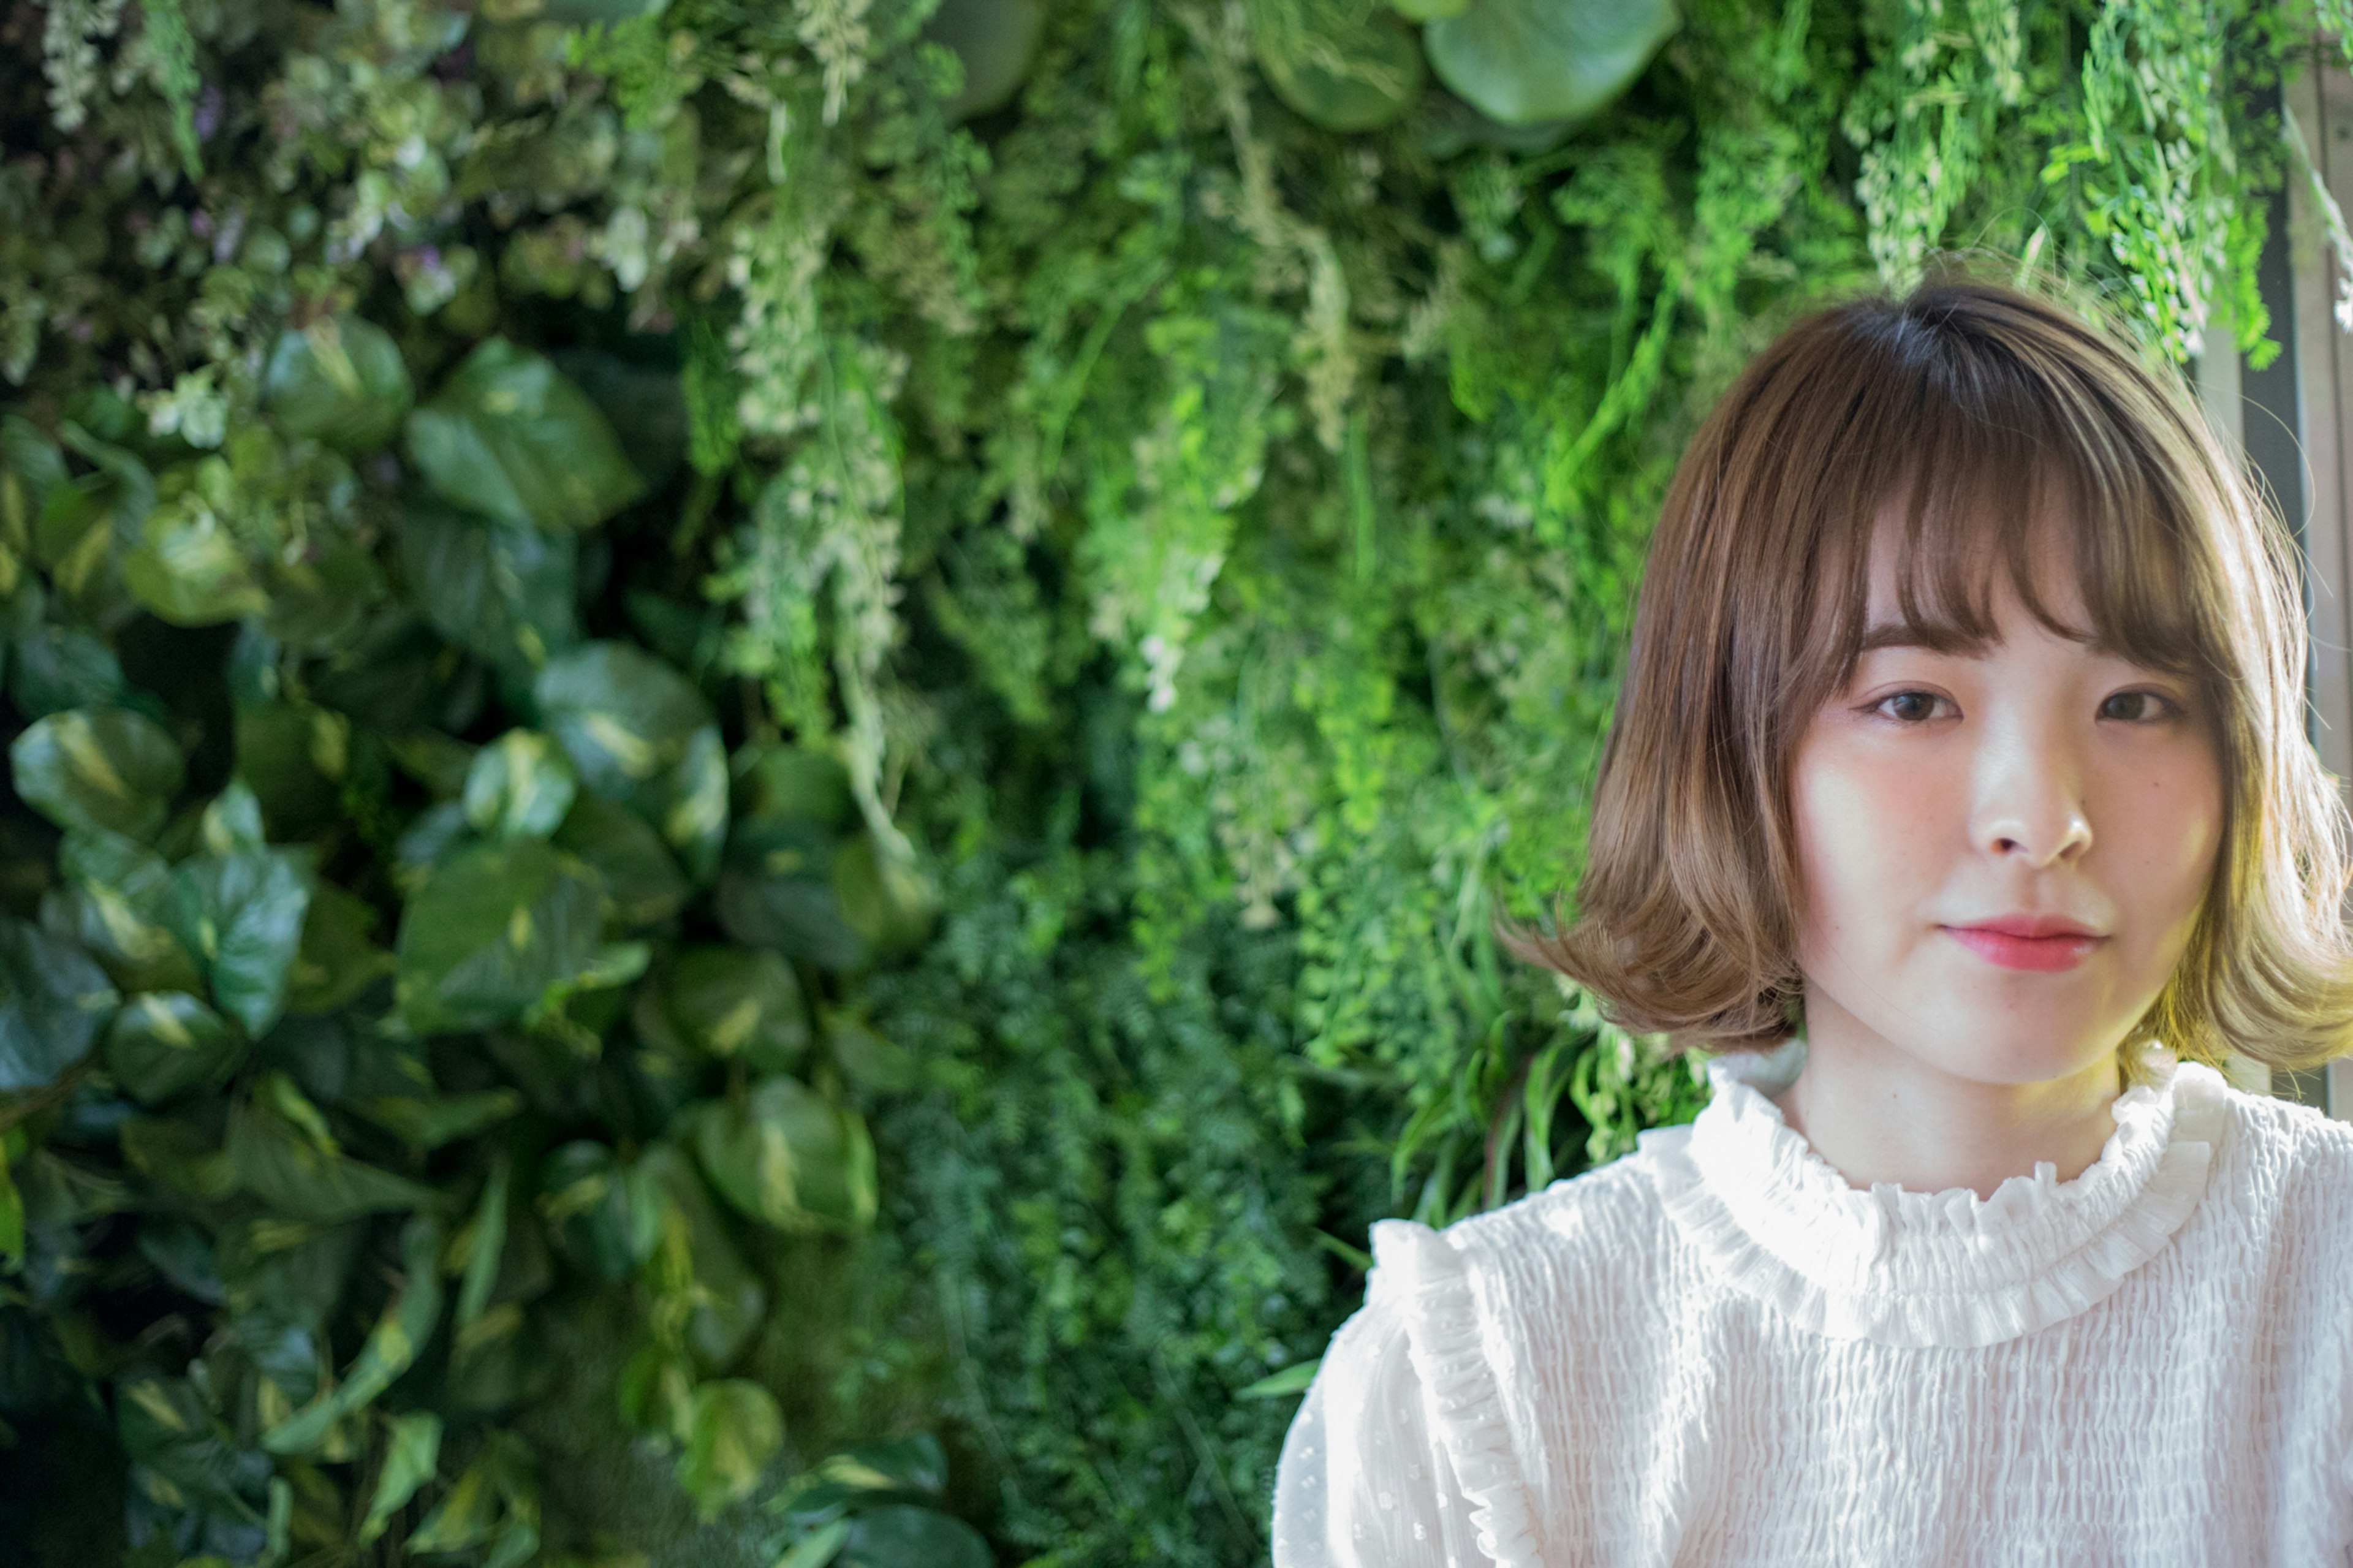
[1270,1036,2353,1566]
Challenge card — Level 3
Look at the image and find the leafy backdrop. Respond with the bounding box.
[1,0,2348,1562]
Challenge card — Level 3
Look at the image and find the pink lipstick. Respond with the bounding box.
[1942,921,2104,972]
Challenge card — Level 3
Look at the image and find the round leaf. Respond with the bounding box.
[405,337,648,533]
[553,793,690,928]
[398,498,580,675]
[262,316,415,453]
[395,839,607,1035]
[10,706,185,840]
[463,730,579,841]
[676,1379,784,1517]
[104,991,243,1106]
[661,947,809,1071]
[683,1077,877,1233]
[0,918,118,1091]
[1423,0,1680,126]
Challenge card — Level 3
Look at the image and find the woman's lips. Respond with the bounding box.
[1942,926,2105,972]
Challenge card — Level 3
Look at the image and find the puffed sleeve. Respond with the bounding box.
[1270,1292,1493,1568]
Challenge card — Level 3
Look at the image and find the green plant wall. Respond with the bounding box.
[2,0,2349,1563]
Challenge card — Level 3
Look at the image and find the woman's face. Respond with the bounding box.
[1787,519,2224,1086]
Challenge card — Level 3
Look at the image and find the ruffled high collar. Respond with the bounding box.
[1635,1036,2231,1348]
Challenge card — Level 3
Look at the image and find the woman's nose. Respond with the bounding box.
[1970,724,2094,866]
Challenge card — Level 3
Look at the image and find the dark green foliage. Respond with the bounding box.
[1,0,2336,1562]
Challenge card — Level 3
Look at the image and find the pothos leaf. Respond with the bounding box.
[675,1378,784,1518]
[394,838,607,1036]
[1422,0,1680,126]
[10,706,185,841]
[261,315,415,454]
[679,1077,877,1233]
[168,846,313,1039]
[0,917,119,1090]
[104,990,243,1106]
[405,337,648,534]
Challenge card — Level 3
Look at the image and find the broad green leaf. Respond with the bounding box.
[10,620,130,718]
[714,820,871,971]
[839,1505,993,1568]
[395,839,607,1036]
[265,1214,445,1453]
[398,499,580,674]
[227,1100,436,1222]
[825,1015,916,1094]
[659,946,809,1070]
[405,337,647,533]
[1423,0,1679,127]
[104,991,243,1106]
[536,1140,661,1280]
[535,643,712,790]
[10,706,185,840]
[47,827,200,993]
[0,918,119,1090]
[535,642,727,880]
[829,833,942,956]
[1245,0,1425,132]
[548,347,691,494]
[124,490,270,625]
[262,316,415,453]
[675,1379,784,1518]
[285,883,394,1015]
[637,1142,765,1368]
[552,793,690,928]
[169,848,312,1038]
[359,1410,443,1545]
[463,730,578,840]
[200,779,267,855]
[680,1077,877,1233]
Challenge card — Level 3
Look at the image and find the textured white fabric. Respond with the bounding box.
[1270,1037,2353,1567]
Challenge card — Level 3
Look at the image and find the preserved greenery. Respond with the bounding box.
[1,0,2347,1562]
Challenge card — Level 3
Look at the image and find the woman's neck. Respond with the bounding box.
[1767,1015,2125,1200]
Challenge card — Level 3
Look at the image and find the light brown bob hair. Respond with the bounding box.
[1499,267,2353,1091]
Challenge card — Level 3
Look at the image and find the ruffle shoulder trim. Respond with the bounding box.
[1633,1048,2232,1349]
[1368,1217,1546,1568]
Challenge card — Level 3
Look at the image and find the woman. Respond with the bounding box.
[1271,273,2353,1565]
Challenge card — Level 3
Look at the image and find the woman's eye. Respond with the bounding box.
[2102,689,2182,723]
[1873,691,1947,723]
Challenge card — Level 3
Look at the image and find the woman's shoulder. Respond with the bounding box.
[2209,1071,2353,1213]
[1366,1149,1672,1312]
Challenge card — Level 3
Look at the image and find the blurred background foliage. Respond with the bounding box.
[0,0,2346,1561]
